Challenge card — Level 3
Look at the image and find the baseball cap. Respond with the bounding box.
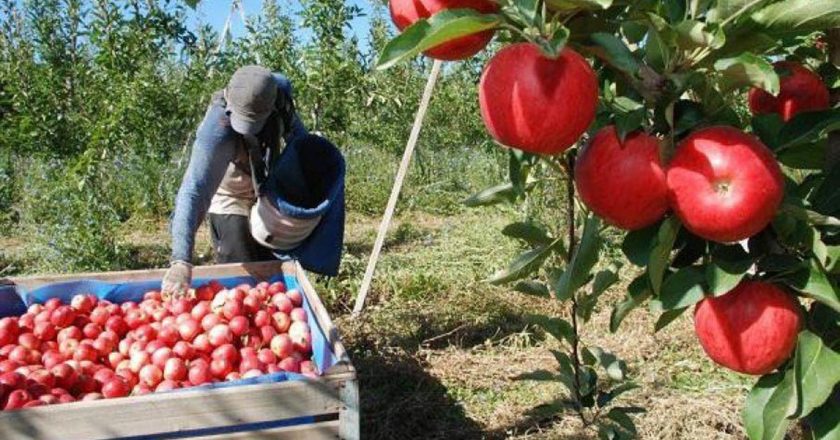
[225,65,277,135]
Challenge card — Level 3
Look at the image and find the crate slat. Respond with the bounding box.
[189,420,340,439]
[10,261,288,292]
[0,378,346,440]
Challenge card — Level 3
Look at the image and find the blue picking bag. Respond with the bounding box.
[0,270,338,390]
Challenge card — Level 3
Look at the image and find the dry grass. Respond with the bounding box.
[331,210,781,440]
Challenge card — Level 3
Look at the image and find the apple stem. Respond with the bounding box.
[564,153,587,425]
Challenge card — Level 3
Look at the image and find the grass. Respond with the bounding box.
[2,199,787,440]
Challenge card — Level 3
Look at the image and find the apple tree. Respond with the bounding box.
[377,0,840,438]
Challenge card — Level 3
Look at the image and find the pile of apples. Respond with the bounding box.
[0,280,317,410]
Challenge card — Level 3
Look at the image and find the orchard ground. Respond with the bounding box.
[2,207,791,440]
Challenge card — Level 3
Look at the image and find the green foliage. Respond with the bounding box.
[0,0,499,273]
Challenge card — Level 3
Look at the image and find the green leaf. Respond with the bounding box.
[592,264,621,297]
[606,407,637,435]
[614,109,646,142]
[589,32,641,76]
[376,9,502,70]
[586,347,627,381]
[526,314,575,345]
[184,0,200,8]
[712,0,774,23]
[653,266,706,310]
[675,20,725,49]
[535,27,570,59]
[514,280,550,298]
[714,53,779,95]
[597,382,640,407]
[706,244,752,296]
[513,0,540,23]
[644,25,671,71]
[806,393,840,440]
[811,164,840,217]
[550,350,578,392]
[621,21,647,44]
[546,0,613,11]
[743,367,797,440]
[785,259,840,314]
[463,183,517,207]
[777,109,840,151]
[514,369,558,381]
[673,100,705,136]
[648,217,681,295]
[579,263,622,321]
[751,113,784,150]
[750,0,840,36]
[777,142,826,170]
[622,222,660,266]
[610,275,653,333]
[654,307,687,332]
[794,330,840,418]
[488,242,557,285]
[555,216,603,300]
[502,222,553,246]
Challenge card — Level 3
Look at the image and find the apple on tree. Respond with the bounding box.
[748,61,830,122]
[574,126,668,230]
[389,0,498,60]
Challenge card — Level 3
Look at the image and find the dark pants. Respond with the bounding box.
[208,213,275,264]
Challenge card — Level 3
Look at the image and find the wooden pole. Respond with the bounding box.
[352,60,443,315]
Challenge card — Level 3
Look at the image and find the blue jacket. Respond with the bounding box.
[170,73,345,276]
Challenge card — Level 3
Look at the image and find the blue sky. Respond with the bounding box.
[185,0,378,48]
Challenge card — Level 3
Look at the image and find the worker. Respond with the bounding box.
[162,65,345,298]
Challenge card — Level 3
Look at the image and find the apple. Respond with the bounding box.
[479,43,598,155]
[270,334,293,359]
[101,377,130,398]
[694,281,801,375]
[748,61,830,122]
[389,0,498,60]
[163,358,187,382]
[666,126,783,243]
[575,126,669,230]
[139,364,163,388]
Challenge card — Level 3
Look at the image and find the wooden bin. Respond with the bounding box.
[0,261,359,440]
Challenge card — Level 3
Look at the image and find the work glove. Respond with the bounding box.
[161,260,193,299]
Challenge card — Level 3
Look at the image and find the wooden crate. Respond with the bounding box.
[0,261,359,440]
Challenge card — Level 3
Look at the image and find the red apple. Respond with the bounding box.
[229,316,249,337]
[173,341,195,360]
[666,126,783,243]
[694,281,801,375]
[479,43,598,155]
[208,324,233,347]
[50,306,76,328]
[389,0,498,60]
[101,377,130,398]
[748,61,830,122]
[270,334,293,359]
[139,364,163,388]
[575,126,669,230]
[188,363,213,386]
[5,389,31,410]
[163,358,187,382]
[71,294,96,314]
[286,290,303,307]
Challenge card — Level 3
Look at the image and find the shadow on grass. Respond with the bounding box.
[353,350,486,440]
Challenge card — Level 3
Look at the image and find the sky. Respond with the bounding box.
[184,0,378,50]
